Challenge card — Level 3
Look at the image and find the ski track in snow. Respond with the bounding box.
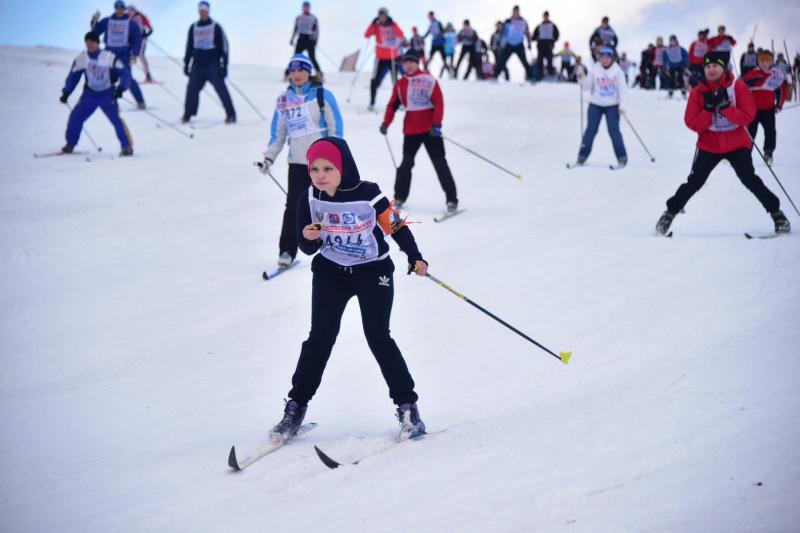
[1,45,800,533]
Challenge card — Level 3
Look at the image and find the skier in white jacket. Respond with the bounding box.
[575,47,628,167]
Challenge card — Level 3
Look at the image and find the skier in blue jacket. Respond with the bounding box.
[60,32,133,156]
[182,1,237,123]
[91,0,146,109]
[663,35,689,98]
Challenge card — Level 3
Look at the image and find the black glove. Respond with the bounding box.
[114,86,124,98]
[220,65,227,78]
[183,65,190,76]
[379,124,388,135]
[703,90,720,111]
[716,88,730,110]
[59,91,69,104]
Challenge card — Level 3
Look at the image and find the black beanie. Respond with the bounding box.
[84,31,101,43]
[704,50,729,68]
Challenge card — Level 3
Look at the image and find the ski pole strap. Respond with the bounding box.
[424,273,572,364]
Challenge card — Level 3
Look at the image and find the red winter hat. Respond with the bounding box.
[306,139,343,174]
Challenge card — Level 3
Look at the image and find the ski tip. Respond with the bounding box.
[650,158,656,162]
[189,133,195,139]
[262,271,269,280]
[744,233,754,239]
[560,351,572,365]
[666,231,673,238]
[313,445,342,470]
[228,446,241,471]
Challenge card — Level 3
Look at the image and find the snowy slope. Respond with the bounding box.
[1,45,799,533]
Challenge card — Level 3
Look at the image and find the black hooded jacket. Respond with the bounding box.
[296,137,423,272]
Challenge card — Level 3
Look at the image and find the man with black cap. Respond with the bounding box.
[91,0,146,109]
[532,10,559,79]
[454,20,477,78]
[495,5,531,81]
[290,2,322,77]
[589,16,618,59]
[740,42,758,76]
[655,51,790,237]
[380,49,458,214]
[688,28,710,87]
[182,1,236,124]
[60,32,133,156]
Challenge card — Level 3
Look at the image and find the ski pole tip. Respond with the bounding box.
[560,351,572,365]
[516,173,523,180]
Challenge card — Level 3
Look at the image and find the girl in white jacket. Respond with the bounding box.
[575,47,628,166]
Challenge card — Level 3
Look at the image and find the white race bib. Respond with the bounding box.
[193,22,216,50]
[692,41,708,58]
[106,19,130,48]
[309,193,380,266]
[277,91,322,138]
[380,26,399,50]
[406,74,435,111]
[595,75,618,99]
[86,55,113,91]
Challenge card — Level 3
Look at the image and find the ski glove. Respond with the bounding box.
[114,87,125,98]
[258,158,273,174]
[716,88,730,110]
[379,124,388,135]
[130,56,137,65]
[430,125,442,137]
[183,65,190,76]
[59,91,69,104]
[703,90,720,111]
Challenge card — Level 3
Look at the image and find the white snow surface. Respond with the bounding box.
[1,45,799,533]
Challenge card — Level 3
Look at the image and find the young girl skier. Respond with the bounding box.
[573,47,628,168]
[259,54,343,269]
[269,137,429,442]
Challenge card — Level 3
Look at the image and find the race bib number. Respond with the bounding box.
[760,68,785,91]
[380,26,399,50]
[86,57,112,91]
[595,76,618,99]
[297,15,315,34]
[193,23,215,50]
[107,19,130,48]
[310,196,379,266]
[692,42,708,58]
[508,20,526,42]
[277,91,321,138]
[406,75,435,111]
[599,28,615,44]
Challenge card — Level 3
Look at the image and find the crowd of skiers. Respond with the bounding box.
[52,2,796,442]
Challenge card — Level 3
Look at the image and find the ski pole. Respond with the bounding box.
[65,101,102,152]
[745,129,800,217]
[121,97,194,139]
[134,61,183,105]
[228,78,268,121]
[424,273,572,364]
[443,135,523,180]
[384,135,398,170]
[346,39,372,103]
[579,83,584,141]
[148,38,222,108]
[621,113,656,162]
[253,162,288,196]
[316,47,340,71]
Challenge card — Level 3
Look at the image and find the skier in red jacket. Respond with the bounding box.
[364,7,404,111]
[743,49,788,165]
[380,49,458,214]
[655,51,789,236]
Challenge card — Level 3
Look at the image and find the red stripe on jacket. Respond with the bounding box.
[742,68,787,110]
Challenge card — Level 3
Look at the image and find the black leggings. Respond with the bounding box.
[395,133,458,204]
[747,109,777,154]
[288,258,418,406]
[279,163,312,258]
[454,46,471,77]
[294,35,322,73]
[666,148,780,214]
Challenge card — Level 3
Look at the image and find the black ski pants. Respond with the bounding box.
[395,133,458,204]
[294,35,322,74]
[666,148,780,214]
[288,258,418,406]
[536,41,555,78]
[747,109,777,155]
[497,44,530,80]
[279,164,312,258]
[184,62,236,119]
[454,46,472,77]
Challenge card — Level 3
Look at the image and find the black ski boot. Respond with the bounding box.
[120,146,134,156]
[655,210,675,236]
[396,403,426,440]
[61,143,74,154]
[225,116,236,124]
[269,399,307,442]
[771,210,790,234]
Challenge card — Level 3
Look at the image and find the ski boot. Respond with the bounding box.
[392,198,405,210]
[269,399,307,442]
[137,101,146,110]
[225,116,236,124]
[277,252,293,268]
[771,210,791,234]
[61,143,75,154]
[396,403,426,440]
[655,210,675,236]
[145,72,153,82]
[446,201,458,214]
[367,104,375,112]
[180,115,190,124]
[120,146,134,157]
[616,157,627,169]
